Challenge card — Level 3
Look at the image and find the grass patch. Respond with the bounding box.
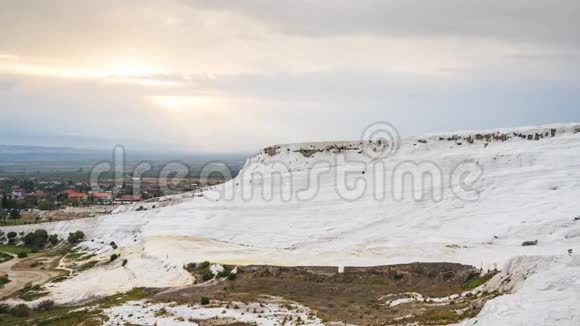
[64,247,87,260]
[0,252,14,264]
[0,305,108,326]
[0,245,32,255]
[49,276,69,283]
[17,284,49,302]
[0,219,39,226]
[77,254,96,261]
[464,271,498,290]
[19,290,50,302]
[0,288,156,325]
[97,288,154,308]
[185,261,228,283]
[0,275,10,288]
[79,260,98,271]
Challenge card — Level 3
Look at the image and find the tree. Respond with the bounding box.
[19,180,34,193]
[23,230,49,248]
[1,196,18,210]
[7,231,17,243]
[37,201,55,211]
[9,209,21,220]
[20,196,37,209]
[67,231,85,244]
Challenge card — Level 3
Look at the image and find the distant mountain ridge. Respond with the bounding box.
[0,145,108,161]
[0,144,248,162]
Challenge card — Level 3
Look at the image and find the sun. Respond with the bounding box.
[148,96,217,111]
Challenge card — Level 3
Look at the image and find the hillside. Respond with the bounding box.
[2,123,580,324]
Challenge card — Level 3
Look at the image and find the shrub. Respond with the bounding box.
[217,269,231,278]
[110,254,119,262]
[216,265,234,278]
[67,231,85,244]
[227,273,237,281]
[198,261,210,270]
[10,304,31,317]
[48,234,59,246]
[36,300,55,311]
[17,252,28,259]
[122,259,128,267]
[0,276,10,287]
[7,231,17,240]
[156,307,167,316]
[9,209,21,220]
[464,272,498,290]
[200,297,210,305]
[184,263,197,273]
[200,269,214,281]
[0,304,10,313]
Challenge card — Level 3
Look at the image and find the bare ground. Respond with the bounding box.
[156,263,500,325]
[0,251,64,300]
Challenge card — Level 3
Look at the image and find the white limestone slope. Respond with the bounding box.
[2,123,580,324]
[459,255,580,326]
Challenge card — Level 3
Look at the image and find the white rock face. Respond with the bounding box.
[103,299,323,326]
[460,256,580,326]
[3,123,580,324]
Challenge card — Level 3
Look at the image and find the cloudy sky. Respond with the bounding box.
[1,0,579,153]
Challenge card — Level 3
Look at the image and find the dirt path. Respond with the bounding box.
[0,253,56,299]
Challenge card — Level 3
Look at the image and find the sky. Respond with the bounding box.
[1,0,579,153]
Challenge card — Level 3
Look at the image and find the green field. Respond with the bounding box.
[0,245,32,255]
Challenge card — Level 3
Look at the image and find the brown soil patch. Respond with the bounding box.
[156,263,500,325]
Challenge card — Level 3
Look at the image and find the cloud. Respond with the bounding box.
[0,1,578,152]
[0,78,17,91]
[183,0,580,45]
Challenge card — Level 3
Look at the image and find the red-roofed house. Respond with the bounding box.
[90,192,113,200]
[90,192,113,204]
[61,189,88,200]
